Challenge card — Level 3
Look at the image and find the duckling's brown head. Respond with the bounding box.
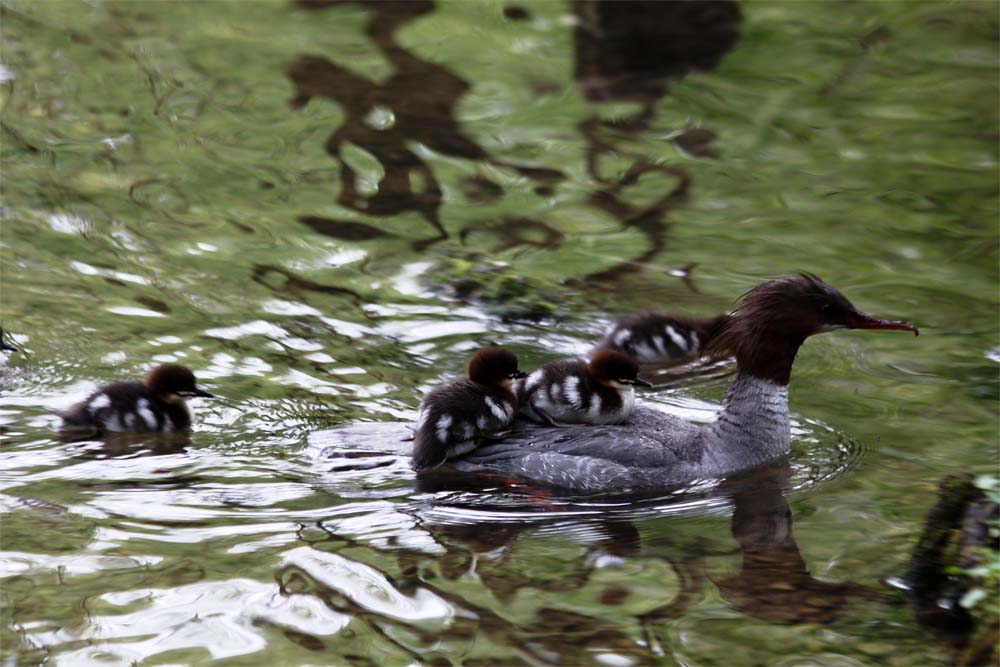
[467,347,527,388]
[145,364,214,403]
[589,350,653,388]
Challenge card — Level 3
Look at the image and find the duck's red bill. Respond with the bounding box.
[847,313,919,336]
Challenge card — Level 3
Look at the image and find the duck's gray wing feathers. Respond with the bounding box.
[452,407,706,491]
[451,449,653,493]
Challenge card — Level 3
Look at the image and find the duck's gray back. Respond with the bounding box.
[452,407,707,493]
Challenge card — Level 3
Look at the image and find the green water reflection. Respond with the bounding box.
[1,1,997,665]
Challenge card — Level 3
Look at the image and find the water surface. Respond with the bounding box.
[1,1,997,665]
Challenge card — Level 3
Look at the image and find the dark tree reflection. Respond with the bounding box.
[573,0,740,284]
[289,0,561,250]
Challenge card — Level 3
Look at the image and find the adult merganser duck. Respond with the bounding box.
[596,313,729,364]
[445,276,918,492]
[412,347,528,470]
[59,363,214,435]
[518,349,652,426]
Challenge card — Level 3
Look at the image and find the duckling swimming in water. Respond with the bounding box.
[59,363,214,436]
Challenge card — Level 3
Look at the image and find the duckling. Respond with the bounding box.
[411,347,527,470]
[518,349,652,426]
[59,363,214,435]
[596,313,729,364]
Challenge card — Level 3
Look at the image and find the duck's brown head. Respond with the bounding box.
[706,275,918,384]
[145,364,214,403]
[467,347,527,388]
[589,350,653,388]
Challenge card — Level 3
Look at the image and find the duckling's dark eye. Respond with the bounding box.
[819,302,833,315]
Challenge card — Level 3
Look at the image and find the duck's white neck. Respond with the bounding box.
[700,373,791,472]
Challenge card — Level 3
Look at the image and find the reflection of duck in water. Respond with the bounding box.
[436,276,917,493]
[59,363,214,436]
[411,348,527,470]
[709,471,879,625]
[518,350,652,426]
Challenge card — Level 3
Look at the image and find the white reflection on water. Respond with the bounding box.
[105,306,166,318]
[376,319,488,343]
[91,520,300,547]
[0,551,163,577]
[277,369,342,395]
[46,213,89,234]
[185,242,219,255]
[149,335,184,346]
[287,247,367,271]
[70,260,151,285]
[318,315,372,338]
[204,320,289,340]
[392,261,434,296]
[29,579,350,666]
[200,352,273,378]
[261,299,323,317]
[281,546,453,625]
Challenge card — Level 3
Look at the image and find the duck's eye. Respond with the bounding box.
[819,302,833,315]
